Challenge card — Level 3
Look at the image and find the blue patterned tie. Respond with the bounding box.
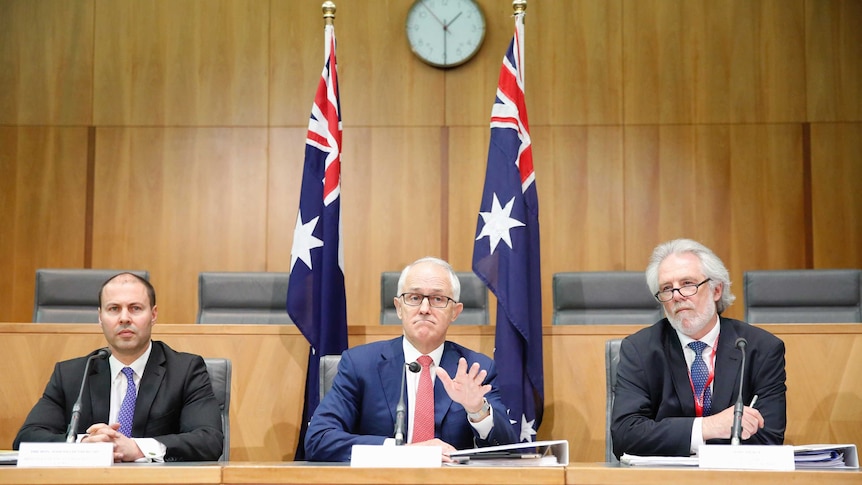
[118,367,137,437]
[688,341,712,416]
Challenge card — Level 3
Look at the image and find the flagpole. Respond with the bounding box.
[322,1,335,24]
[513,0,527,15]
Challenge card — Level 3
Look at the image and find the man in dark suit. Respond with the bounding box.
[14,273,222,462]
[611,239,786,459]
[305,257,518,462]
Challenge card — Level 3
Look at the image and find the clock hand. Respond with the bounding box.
[420,0,445,27]
[444,11,463,29]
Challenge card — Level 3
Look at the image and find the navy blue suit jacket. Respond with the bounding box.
[305,337,518,462]
[611,317,786,458]
[14,341,223,461]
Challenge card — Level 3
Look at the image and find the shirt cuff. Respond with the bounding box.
[468,406,494,440]
[690,417,704,455]
[133,438,167,463]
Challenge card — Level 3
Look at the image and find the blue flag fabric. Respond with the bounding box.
[287,23,348,460]
[472,11,544,443]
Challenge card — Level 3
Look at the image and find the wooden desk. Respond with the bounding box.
[0,463,221,484]
[565,463,861,485]
[1,323,861,463]
[222,462,565,485]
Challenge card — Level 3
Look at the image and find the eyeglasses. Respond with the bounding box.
[654,278,711,302]
[399,293,455,309]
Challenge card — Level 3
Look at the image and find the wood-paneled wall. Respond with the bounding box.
[1,0,860,325]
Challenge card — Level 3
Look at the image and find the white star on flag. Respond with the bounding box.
[475,193,525,254]
[290,212,324,271]
[519,414,537,442]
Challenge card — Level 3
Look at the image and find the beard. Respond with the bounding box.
[666,300,717,338]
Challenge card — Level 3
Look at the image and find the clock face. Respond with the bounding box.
[406,0,486,68]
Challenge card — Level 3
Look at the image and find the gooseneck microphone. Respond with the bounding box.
[730,338,747,445]
[65,348,111,443]
[394,361,422,446]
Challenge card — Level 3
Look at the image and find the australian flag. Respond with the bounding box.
[472,10,543,442]
[287,21,348,460]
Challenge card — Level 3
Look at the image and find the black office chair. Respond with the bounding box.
[743,269,862,323]
[196,272,294,324]
[33,269,150,323]
[379,271,489,325]
[605,338,622,463]
[552,272,663,325]
[203,357,232,461]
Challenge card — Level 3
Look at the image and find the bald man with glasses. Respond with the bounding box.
[304,257,518,462]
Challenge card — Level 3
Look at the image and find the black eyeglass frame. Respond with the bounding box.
[398,292,455,309]
[654,278,712,302]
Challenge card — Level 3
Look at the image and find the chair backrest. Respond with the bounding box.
[743,269,862,323]
[605,338,622,463]
[203,357,232,461]
[33,269,150,323]
[380,271,489,325]
[553,272,663,325]
[319,354,342,401]
[197,272,294,324]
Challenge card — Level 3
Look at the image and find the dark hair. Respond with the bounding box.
[99,272,157,308]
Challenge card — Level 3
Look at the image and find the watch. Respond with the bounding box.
[405,0,486,68]
[466,397,490,421]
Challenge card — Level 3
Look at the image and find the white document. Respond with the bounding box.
[620,453,699,467]
[448,440,569,466]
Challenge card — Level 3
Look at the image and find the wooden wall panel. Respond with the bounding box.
[0,128,89,323]
[93,0,270,126]
[0,0,94,125]
[806,0,862,122]
[528,0,623,125]
[623,0,806,124]
[92,128,270,323]
[810,123,862,268]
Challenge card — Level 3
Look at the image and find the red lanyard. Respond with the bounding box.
[688,336,718,417]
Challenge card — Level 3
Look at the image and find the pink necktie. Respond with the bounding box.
[413,355,435,442]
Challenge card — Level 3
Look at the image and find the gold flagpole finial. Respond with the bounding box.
[322,1,336,24]
[513,0,527,15]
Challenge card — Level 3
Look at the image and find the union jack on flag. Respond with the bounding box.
[287,21,348,459]
[472,10,544,442]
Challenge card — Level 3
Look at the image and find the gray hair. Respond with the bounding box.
[396,256,461,302]
[645,238,736,314]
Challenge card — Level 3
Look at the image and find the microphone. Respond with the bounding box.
[394,361,422,446]
[65,348,111,443]
[730,338,747,445]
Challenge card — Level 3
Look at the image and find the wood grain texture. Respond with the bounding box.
[0,127,89,323]
[0,0,94,125]
[623,0,806,124]
[1,323,860,464]
[810,123,862,268]
[93,0,270,126]
[92,127,270,323]
[805,0,862,122]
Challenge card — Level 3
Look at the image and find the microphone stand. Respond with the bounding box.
[730,338,747,445]
[393,361,421,446]
[66,349,110,443]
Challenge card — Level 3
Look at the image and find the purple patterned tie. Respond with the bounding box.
[118,367,137,437]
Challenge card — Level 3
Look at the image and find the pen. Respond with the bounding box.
[749,395,759,408]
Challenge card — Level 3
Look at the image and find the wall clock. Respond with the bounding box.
[406,0,486,68]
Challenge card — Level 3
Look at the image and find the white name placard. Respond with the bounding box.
[17,442,113,468]
[350,444,441,468]
[699,444,794,471]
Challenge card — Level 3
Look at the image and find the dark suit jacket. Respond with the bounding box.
[14,341,223,461]
[305,337,519,462]
[611,317,786,459]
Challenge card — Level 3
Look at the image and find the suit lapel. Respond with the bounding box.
[133,342,166,436]
[712,318,742,410]
[89,358,112,425]
[664,325,697,416]
[379,337,405,422]
[435,342,460,426]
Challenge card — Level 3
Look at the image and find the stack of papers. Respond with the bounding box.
[0,451,18,465]
[620,454,698,467]
[447,440,568,467]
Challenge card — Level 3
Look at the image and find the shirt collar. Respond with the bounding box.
[676,316,721,351]
[109,341,153,379]
[402,337,444,368]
